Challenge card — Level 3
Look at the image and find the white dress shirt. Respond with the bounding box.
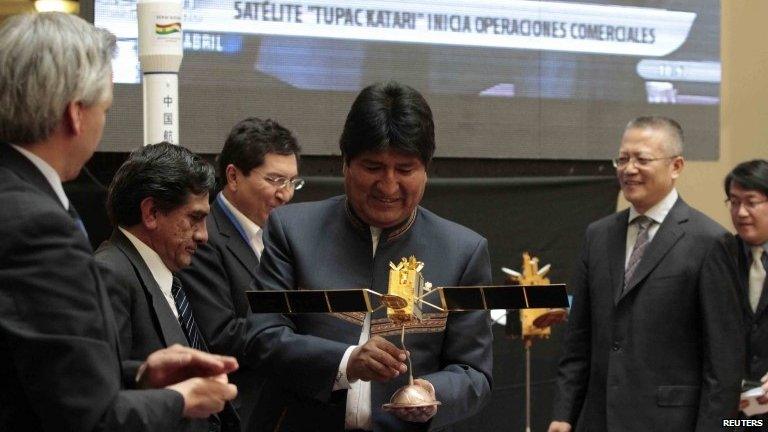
[219,192,264,257]
[334,227,381,430]
[625,189,678,268]
[11,144,69,209]
[118,227,178,318]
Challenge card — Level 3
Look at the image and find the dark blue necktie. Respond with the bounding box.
[171,276,207,351]
[67,204,89,239]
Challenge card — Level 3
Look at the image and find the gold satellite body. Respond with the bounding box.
[508,253,556,340]
[385,256,426,324]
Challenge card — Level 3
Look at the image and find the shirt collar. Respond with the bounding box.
[741,239,768,261]
[218,192,263,242]
[10,143,69,209]
[118,226,174,294]
[344,197,417,243]
[628,189,678,225]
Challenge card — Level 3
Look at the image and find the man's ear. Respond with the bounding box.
[670,156,685,180]
[63,101,85,136]
[225,164,239,191]
[139,197,159,230]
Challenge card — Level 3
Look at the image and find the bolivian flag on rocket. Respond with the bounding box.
[155,22,181,35]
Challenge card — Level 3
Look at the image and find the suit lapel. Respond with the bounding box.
[619,198,687,302]
[757,275,768,319]
[111,230,188,347]
[213,199,259,276]
[731,236,755,319]
[0,143,63,209]
[611,210,630,305]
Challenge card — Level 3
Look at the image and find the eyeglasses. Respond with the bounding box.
[612,155,679,169]
[725,197,768,212]
[264,176,305,191]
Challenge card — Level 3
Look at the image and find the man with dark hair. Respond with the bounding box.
[724,160,768,415]
[96,142,240,432]
[177,117,303,430]
[254,81,493,431]
[549,117,743,432]
[0,12,237,432]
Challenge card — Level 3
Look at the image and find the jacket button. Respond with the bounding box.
[612,342,621,351]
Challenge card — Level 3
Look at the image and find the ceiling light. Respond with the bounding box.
[34,0,79,14]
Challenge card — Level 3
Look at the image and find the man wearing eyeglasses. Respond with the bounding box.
[724,160,768,418]
[549,116,743,432]
[177,117,303,431]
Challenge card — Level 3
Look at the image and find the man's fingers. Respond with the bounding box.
[168,377,238,419]
[389,404,437,423]
[140,347,239,389]
[367,348,407,375]
[370,336,407,361]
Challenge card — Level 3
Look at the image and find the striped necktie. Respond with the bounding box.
[171,276,207,351]
[624,216,653,292]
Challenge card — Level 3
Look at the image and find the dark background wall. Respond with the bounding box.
[66,153,619,431]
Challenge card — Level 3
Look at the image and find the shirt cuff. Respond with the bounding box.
[333,345,358,390]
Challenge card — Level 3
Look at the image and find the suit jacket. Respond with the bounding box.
[728,236,768,385]
[255,195,493,432]
[178,196,283,431]
[95,229,240,432]
[0,143,184,432]
[553,197,744,431]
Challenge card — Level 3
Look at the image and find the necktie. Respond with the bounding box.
[749,246,766,312]
[171,276,207,351]
[67,204,89,239]
[172,277,239,431]
[624,216,652,291]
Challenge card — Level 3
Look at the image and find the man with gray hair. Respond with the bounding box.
[0,12,238,432]
[548,116,743,432]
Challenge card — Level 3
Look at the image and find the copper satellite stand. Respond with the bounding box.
[247,256,569,413]
[502,253,568,432]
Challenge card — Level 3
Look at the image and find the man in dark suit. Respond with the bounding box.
[549,116,743,432]
[254,81,493,431]
[0,12,238,432]
[177,117,302,430]
[95,142,240,431]
[725,160,768,416]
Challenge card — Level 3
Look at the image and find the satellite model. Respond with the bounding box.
[502,252,569,432]
[247,256,568,409]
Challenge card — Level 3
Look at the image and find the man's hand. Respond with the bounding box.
[347,336,407,382]
[757,372,768,404]
[136,344,239,389]
[387,379,438,423]
[548,421,573,432]
[168,375,238,418]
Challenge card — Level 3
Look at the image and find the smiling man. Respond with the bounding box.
[549,117,743,432]
[253,81,493,431]
[95,142,240,432]
[177,117,303,431]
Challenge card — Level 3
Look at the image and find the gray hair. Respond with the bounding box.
[0,12,116,144]
[625,116,684,156]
